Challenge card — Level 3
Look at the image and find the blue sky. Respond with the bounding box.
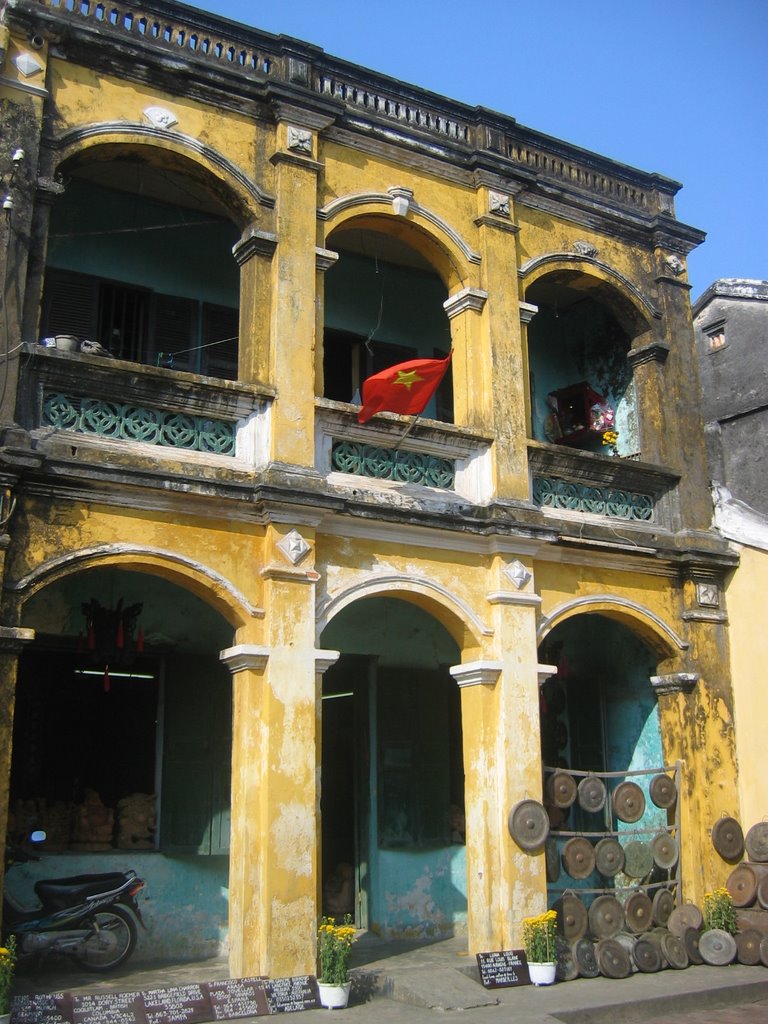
[195,0,765,301]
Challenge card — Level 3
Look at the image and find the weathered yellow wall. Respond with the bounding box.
[724,544,768,831]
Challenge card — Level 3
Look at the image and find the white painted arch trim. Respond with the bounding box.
[7,543,264,620]
[318,190,482,266]
[317,572,493,640]
[537,594,688,654]
[53,122,273,211]
[519,252,661,321]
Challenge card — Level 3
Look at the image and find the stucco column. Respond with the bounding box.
[468,181,530,500]
[222,522,338,978]
[451,580,546,953]
[233,228,277,385]
[267,113,330,468]
[0,625,36,917]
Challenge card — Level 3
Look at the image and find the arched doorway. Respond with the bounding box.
[7,566,236,961]
[320,597,466,938]
[538,613,675,901]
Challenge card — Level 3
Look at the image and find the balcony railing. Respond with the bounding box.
[528,441,679,528]
[18,0,679,218]
[19,345,273,466]
[317,400,492,504]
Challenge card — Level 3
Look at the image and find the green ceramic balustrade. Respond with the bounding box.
[42,391,236,455]
[331,440,455,489]
[532,475,654,521]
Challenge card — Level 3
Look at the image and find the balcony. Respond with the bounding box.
[17,345,273,471]
[316,400,493,506]
[528,441,680,530]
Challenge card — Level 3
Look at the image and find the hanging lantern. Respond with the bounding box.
[80,598,144,690]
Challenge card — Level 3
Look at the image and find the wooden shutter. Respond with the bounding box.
[377,668,450,849]
[161,655,232,854]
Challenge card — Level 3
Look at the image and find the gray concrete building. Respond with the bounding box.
[693,279,768,515]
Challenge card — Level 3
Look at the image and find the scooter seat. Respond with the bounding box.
[35,872,131,908]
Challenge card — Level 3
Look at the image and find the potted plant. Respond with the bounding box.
[317,914,356,1009]
[0,935,16,1024]
[522,909,557,986]
[703,887,737,934]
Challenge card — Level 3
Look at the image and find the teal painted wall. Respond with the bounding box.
[542,614,667,900]
[321,598,466,937]
[324,251,451,360]
[5,852,229,961]
[528,302,639,456]
[46,180,240,306]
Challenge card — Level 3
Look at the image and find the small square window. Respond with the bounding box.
[703,318,727,352]
[708,331,726,351]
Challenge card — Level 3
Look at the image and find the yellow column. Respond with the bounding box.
[222,522,338,978]
[470,181,531,500]
[451,570,547,952]
[267,116,328,468]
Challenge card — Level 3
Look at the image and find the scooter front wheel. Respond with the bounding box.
[75,905,137,971]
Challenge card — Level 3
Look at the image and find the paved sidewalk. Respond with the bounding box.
[11,935,768,1024]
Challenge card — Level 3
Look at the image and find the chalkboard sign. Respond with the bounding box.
[71,992,147,1024]
[140,983,212,1024]
[264,976,318,1013]
[11,974,322,1023]
[476,949,531,989]
[10,993,72,1024]
[208,978,269,1020]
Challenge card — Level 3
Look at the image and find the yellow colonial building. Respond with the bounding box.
[0,0,741,979]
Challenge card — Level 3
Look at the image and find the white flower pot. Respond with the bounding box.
[317,981,351,1009]
[528,961,557,986]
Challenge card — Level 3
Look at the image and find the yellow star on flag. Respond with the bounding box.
[393,369,424,390]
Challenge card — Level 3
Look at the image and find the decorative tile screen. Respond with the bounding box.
[532,475,654,521]
[331,440,455,489]
[42,392,236,455]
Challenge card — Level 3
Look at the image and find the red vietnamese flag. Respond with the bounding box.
[358,352,452,424]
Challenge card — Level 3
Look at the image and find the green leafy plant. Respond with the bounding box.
[317,914,356,985]
[522,909,557,964]
[0,935,16,1015]
[703,887,737,934]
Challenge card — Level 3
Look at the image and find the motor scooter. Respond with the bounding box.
[3,831,146,971]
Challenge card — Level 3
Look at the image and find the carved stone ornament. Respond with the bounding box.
[664,254,685,276]
[143,106,179,129]
[489,191,510,217]
[696,582,719,608]
[504,559,532,590]
[287,126,313,155]
[573,240,599,257]
[14,52,44,78]
[389,186,413,217]
[277,529,311,566]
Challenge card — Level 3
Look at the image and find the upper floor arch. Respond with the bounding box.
[521,257,659,459]
[36,130,260,379]
[319,203,472,421]
[49,125,271,228]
